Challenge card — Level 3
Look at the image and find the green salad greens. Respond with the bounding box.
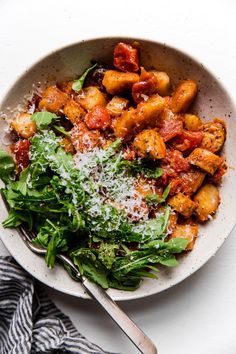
[0,113,187,290]
[72,63,97,92]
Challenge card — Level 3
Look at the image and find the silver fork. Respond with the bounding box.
[15,224,157,354]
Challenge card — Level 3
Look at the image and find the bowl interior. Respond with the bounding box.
[0,37,235,300]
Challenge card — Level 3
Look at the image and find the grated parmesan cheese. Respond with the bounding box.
[73,147,150,222]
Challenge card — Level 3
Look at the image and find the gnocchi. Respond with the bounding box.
[171,79,198,113]
[170,224,198,251]
[38,86,68,113]
[63,99,85,125]
[133,129,166,159]
[77,86,107,111]
[151,70,170,96]
[11,113,37,138]
[193,184,220,221]
[102,70,139,95]
[187,148,222,175]
[168,193,196,218]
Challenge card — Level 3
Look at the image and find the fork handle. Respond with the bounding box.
[81,276,157,354]
[57,253,157,354]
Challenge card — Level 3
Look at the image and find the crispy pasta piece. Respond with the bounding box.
[193,184,220,222]
[187,148,222,175]
[151,70,170,96]
[38,86,68,113]
[133,129,166,159]
[168,193,196,218]
[184,114,202,131]
[102,70,139,95]
[77,86,107,111]
[63,99,85,125]
[11,113,36,138]
[171,79,198,113]
[106,96,129,117]
[114,94,165,140]
[169,224,198,251]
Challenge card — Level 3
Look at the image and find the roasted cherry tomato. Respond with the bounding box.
[84,106,111,131]
[132,68,157,103]
[11,139,30,172]
[114,42,139,72]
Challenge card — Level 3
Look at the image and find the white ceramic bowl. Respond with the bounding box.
[0,37,236,301]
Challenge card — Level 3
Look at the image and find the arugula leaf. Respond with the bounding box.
[72,63,97,92]
[108,274,141,291]
[112,251,155,277]
[159,256,179,267]
[71,248,108,288]
[53,125,70,137]
[31,112,59,129]
[0,151,15,183]
[112,237,187,279]
[128,207,170,242]
[117,159,163,179]
[34,219,70,268]
[163,238,188,253]
[146,184,171,205]
[29,130,59,179]
[145,193,159,204]
[97,242,118,269]
[142,238,188,253]
[2,209,33,229]
[99,139,122,163]
[45,233,57,268]
[161,184,171,202]
[14,166,31,196]
[49,146,74,174]
[88,204,130,239]
[143,166,163,179]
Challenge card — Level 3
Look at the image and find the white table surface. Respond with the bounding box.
[0,1,236,353]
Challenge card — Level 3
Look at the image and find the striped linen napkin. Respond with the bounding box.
[0,256,117,354]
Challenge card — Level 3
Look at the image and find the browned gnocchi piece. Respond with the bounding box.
[70,122,103,153]
[193,184,220,222]
[38,86,68,113]
[77,86,107,111]
[168,193,196,218]
[200,120,226,153]
[114,94,165,140]
[187,148,222,175]
[171,79,198,113]
[113,107,137,140]
[169,224,198,250]
[57,81,74,95]
[63,99,86,125]
[11,113,37,138]
[106,96,129,116]
[59,137,76,154]
[179,169,205,195]
[137,94,165,128]
[136,177,161,198]
[102,70,139,95]
[133,129,166,159]
[184,114,202,131]
[167,212,178,233]
[151,70,170,96]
